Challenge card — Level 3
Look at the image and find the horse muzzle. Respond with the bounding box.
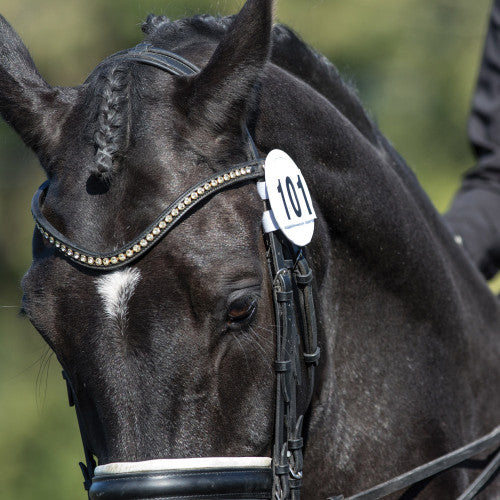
[88,457,273,499]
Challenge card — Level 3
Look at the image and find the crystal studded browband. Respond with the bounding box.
[31,161,265,271]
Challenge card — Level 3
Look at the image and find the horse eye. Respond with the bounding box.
[227,297,257,325]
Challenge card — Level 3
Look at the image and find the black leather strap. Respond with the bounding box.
[62,371,96,492]
[127,43,200,76]
[265,229,318,500]
[328,425,500,500]
[457,446,500,500]
[89,468,273,499]
[32,161,264,271]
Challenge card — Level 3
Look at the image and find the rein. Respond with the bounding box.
[329,428,500,500]
[31,43,500,500]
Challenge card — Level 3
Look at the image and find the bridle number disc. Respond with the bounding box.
[265,150,316,246]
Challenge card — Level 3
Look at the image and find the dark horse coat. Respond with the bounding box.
[1,0,499,498]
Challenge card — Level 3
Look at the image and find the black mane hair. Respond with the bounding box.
[142,13,379,145]
[92,13,379,178]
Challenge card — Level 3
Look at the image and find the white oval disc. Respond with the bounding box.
[264,150,316,246]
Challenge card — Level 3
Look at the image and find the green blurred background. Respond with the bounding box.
[0,0,494,498]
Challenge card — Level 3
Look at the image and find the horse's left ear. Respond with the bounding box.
[0,15,76,170]
[176,0,273,132]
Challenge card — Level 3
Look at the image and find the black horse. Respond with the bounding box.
[1,0,499,498]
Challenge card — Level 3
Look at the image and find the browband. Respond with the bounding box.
[32,161,264,271]
[32,42,264,272]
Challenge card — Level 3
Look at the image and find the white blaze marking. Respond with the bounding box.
[95,268,141,334]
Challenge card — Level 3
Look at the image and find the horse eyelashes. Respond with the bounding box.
[226,296,258,328]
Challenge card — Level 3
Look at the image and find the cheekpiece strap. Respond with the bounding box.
[266,229,319,500]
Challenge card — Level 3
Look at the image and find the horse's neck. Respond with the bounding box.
[256,64,500,342]
[255,63,474,305]
[254,63,500,495]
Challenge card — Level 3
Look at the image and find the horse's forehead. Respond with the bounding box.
[160,188,264,272]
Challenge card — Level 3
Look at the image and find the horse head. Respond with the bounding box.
[0,0,304,496]
[3,0,500,499]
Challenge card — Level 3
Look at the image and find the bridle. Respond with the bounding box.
[31,43,319,500]
[30,43,500,500]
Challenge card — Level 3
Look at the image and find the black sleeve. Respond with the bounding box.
[466,0,500,186]
[444,0,500,279]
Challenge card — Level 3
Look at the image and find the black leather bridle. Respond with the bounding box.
[30,43,500,500]
[32,43,320,500]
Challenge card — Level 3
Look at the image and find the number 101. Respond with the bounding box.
[277,175,313,220]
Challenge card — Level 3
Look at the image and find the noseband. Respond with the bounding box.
[32,43,319,500]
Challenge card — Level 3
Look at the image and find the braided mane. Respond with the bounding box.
[92,65,131,178]
[91,13,379,177]
[142,14,379,146]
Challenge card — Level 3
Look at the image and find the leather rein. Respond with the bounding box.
[30,43,500,500]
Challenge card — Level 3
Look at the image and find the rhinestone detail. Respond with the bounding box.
[33,163,259,268]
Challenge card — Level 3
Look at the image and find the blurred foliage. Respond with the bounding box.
[0,0,493,498]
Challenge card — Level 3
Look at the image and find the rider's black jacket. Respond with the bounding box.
[445,0,500,279]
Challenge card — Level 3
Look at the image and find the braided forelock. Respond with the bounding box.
[93,64,131,179]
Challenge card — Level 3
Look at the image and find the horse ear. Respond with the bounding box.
[177,0,273,132]
[0,15,75,169]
